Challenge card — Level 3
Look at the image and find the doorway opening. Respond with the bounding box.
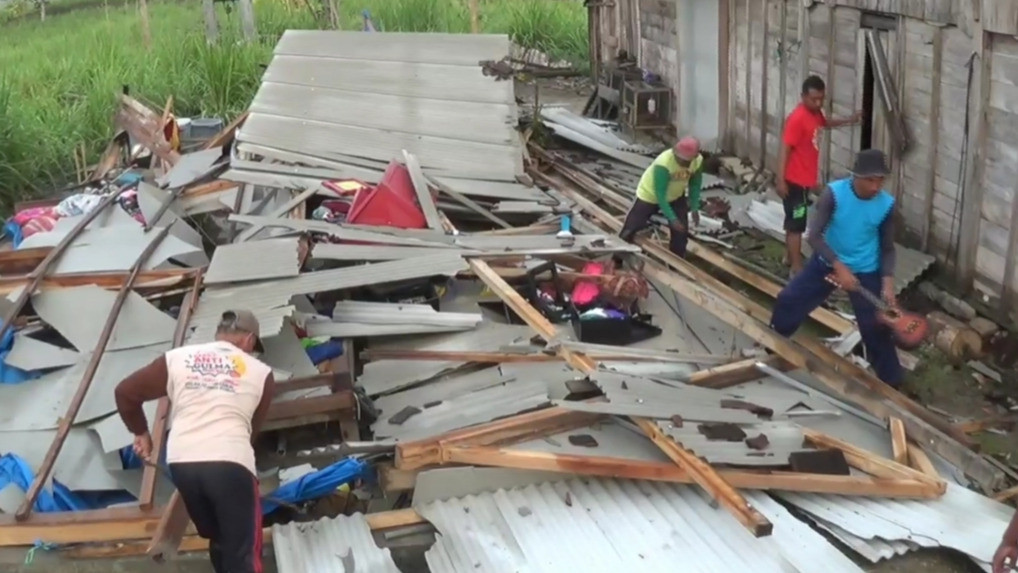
[860,44,876,151]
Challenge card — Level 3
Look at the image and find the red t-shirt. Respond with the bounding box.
[782,104,827,188]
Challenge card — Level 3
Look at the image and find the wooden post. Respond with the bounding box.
[955,28,991,289]
[238,0,257,43]
[202,0,219,43]
[777,0,788,157]
[743,0,752,158]
[468,0,479,33]
[921,26,944,252]
[138,0,152,50]
[720,0,733,148]
[757,0,770,170]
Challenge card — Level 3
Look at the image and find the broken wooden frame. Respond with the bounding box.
[16,226,174,520]
[466,258,774,536]
[537,159,1001,490]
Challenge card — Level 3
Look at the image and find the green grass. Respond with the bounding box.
[0,0,587,213]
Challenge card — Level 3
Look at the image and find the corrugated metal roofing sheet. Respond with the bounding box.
[271,513,401,573]
[4,334,80,371]
[32,286,176,352]
[332,300,482,328]
[312,244,477,261]
[372,378,549,441]
[661,420,806,466]
[241,32,522,181]
[205,236,301,284]
[357,323,534,397]
[228,214,455,247]
[778,482,1012,569]
[417,477,865,573]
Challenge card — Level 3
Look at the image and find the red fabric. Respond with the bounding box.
[571,262,604,306]
[782,104,827,188]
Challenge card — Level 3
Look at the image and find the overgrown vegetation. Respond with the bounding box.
[0,0,587,211]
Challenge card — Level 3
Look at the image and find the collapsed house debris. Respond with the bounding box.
[0,29,1016,573]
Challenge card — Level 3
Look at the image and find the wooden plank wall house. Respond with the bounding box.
[588,0,1018,324]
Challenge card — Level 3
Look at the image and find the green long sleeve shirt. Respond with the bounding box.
[652,166,703,222]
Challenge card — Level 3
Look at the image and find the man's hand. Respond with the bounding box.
[775,179,789,199]
[133,433,153,461]
[669,219,686,233]
[881,277,897,307]
[691,211,701,228]
[832,263,859,292]
[993,541,1018,573]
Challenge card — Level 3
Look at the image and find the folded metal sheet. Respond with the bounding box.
[155,147,226,189]
[273,30,511,66]
[778,483,1012,570]
[242,31,523,182]
[371,378,549,441]
[228,215,455,248]
[541,120,654,169]
[4,335,80,371]
[272,513,401,573]
[32,286,176,352]
[331,300,482,328]
[660,420,807,466]
[356,323,534,397]
[17,223,206,274]
[251,81,517,146]
[540,107,662,155]
[263,55,510,103]
[311,244,477,261]
[240,113,522,182]
[189,254,466,343]
[417,477,864,573]
[305,322,468,338]
[205,236,301,284]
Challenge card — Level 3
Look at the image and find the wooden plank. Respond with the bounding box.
[922,25,944,252]
[889,417,909,465]
[956,29,991,287]
[203,111,249,150]
[0,268,193,296]
[907,442,941,479]
[443,445,944,499]
[265,390,355,422]
[637,418,772,536]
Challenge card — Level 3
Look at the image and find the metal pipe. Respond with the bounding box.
[15,225,174,521]
[137,266,205,510]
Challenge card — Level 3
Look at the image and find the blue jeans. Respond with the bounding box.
[769,254,903,387]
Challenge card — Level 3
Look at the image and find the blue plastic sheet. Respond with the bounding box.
[262,458,368,514]
[0,326,41,385]
[0,454,91,512]
[305,339,344,365]
[3,221,23,249]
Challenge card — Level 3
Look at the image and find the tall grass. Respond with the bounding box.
[0,0,586,211]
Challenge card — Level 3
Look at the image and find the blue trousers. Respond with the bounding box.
[769,254,903,387]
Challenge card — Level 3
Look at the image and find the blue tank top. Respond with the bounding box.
[822,178,895,273]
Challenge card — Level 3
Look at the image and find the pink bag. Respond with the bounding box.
[571,262,604,306]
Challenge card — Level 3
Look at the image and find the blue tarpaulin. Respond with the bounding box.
[305,339,344,365]
[0,326,41,385]
[262,457,368,514]
[0,454,91,512]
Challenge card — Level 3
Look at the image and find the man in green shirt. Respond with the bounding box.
[619,137,704,257]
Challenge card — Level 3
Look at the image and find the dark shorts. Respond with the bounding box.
[782,182,810,234]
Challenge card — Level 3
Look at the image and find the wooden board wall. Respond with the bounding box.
[975,34,1018,312]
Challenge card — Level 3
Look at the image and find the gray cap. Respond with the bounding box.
[219,310,263,351]
[851,149,890,177]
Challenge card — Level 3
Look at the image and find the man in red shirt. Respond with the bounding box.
[776,75,861,275]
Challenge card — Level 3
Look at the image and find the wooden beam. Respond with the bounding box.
[906,443,940,479]
[921,25,944,252]
[889,417,908,465]
[265,390,355,423]
[396,406,603,470]
[0,268,193,295]
[686,355,789,389]
[637,419,772,536]
[803,429,944,491]
[955,29,991,289]
[203,111,249,150]
[443,445,944,499]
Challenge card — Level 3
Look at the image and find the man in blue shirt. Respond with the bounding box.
[769,149,902,387]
